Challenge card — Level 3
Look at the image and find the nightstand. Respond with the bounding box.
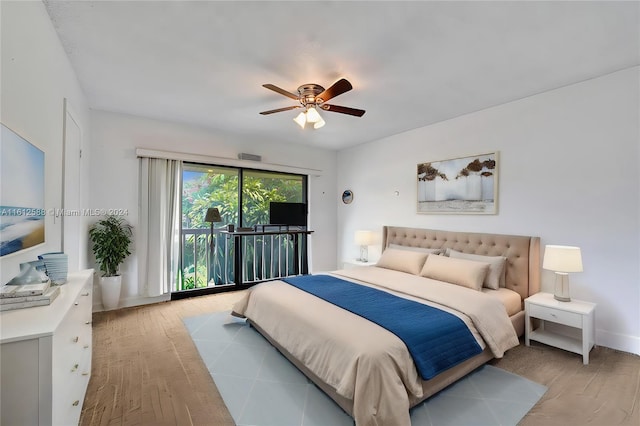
[525,292,596,364]
[342,259,375,269]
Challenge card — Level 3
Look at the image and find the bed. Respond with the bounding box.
[232,226,540,426]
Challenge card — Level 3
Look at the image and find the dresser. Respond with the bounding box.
[1,269,93,426]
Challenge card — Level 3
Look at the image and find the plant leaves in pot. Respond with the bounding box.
[89,215,133,310]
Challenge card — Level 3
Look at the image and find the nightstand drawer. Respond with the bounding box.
[528,303,582,328]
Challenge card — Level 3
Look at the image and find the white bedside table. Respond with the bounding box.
[342,260,375,269]
[525,292,596,364]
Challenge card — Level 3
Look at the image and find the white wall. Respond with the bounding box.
[0,1,91,284]
[337,67,640,354]
[89,110,337,307]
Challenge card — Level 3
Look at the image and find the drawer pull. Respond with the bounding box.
[74,302,79,306]
[84,345,89,349]
[71,364,79,372]
[81,292,89,296]
[73,336,79,343]
[85,321,92,325]
[72,400,79,406]
[82,372,89,376]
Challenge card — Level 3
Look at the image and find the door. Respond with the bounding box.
[62,99,82,272]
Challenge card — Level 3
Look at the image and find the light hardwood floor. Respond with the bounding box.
[80,292,244,426]
[490,340,640,425]
[81,291,639,426]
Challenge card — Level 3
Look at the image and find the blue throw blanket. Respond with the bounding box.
[282,274,482,379]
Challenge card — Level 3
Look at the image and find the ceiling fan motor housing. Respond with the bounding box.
[298,84,325,106]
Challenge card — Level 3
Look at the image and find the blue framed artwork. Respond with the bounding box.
[1,124,46,256]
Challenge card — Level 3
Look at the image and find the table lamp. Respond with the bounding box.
[204,207,222,242]
[542,245,583,302]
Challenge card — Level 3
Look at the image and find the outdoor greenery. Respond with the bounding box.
[179,166,304,290]
[89,215,133,277]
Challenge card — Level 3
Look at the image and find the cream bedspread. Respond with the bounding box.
[232,267,519,426]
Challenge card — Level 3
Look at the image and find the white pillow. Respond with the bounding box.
[447,249,507,290]
[376,248,429,275]
[419,255,490,291]
[388,244,443,255]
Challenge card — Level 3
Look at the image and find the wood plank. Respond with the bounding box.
[81,291,244,426]
[492,342,640,426]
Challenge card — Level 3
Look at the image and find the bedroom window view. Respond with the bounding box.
[179,164,307,292]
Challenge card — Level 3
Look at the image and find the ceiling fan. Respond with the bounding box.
[260,78,365,129]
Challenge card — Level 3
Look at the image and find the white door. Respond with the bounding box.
[62,100,82,272]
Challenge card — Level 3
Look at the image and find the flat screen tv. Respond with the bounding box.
[269,202,307,227]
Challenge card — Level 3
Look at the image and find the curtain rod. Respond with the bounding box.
[135,148,322,176]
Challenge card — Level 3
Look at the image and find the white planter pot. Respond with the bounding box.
[100,275,122,310]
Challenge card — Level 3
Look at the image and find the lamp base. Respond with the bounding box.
[553,272,571,302]
[554,294,571,302]
[357,245,369,263]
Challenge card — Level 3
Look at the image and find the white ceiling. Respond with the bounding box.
[44,1,639,150]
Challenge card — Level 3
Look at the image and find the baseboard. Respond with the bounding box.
[92,293,170,312]
[596,329,640,355]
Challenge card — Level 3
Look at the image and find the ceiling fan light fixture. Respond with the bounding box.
[261,79,365,130]
[305,106,321,123]
[293,111,306,128]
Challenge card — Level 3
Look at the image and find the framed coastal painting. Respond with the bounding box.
[417,152,498,214]
[1,124,46,256]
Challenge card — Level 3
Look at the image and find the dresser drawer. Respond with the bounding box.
[52,284,92,372]
[528,303,582,328]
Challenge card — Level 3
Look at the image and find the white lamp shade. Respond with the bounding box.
[543,245,583,273]
[354,230,374,246]
[305,106,321,123]
[293,111,306,128]
[313,115,326,129]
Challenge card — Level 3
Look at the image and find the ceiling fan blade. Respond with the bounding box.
[321,104,366,117]
[259,105,302,115]
[262,84,299,100]
[316,79,353,102]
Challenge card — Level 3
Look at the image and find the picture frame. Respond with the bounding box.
[417,152,498,214]
[1,123,46,256]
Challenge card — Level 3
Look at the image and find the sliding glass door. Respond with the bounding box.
[181,165,238,290]
[177,163,307,294]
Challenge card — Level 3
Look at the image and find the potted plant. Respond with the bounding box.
[89,215,133,310]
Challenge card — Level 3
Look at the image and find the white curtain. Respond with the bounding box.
[138,158,182,297]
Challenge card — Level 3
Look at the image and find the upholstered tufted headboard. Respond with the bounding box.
[382,226,540,301]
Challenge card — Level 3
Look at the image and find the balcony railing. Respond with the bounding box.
[179,226,312,292]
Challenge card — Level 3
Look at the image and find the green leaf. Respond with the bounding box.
[89,215,133,277]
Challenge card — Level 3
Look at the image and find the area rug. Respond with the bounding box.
[184,311,547,426]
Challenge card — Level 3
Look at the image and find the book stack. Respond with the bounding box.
[39,253,69,284]
[0,281,60,312]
